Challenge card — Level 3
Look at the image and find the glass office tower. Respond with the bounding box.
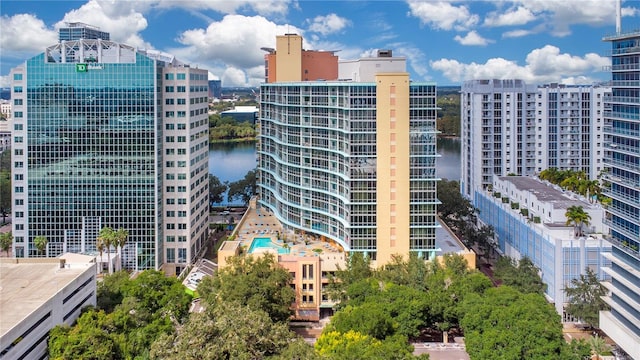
[599,30,640,360]
[11,37,209,272]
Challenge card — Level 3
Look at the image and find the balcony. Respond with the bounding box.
[603,110,640,121]
[606,204,640,224]
[603,157,640,174]
[603,125,640,138]
[604,142,640,156]
[604,95,640,104]
[601,187,640,204]
[604,217,640,242]
[601,173,640,189]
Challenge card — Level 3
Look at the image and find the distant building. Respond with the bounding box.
[0,255,97,359]
[475,176,611,316]
[10,25,209,275]
[208,79,222,99]
[0,100,11,151]
[461,80,609,199]
[259,34,439,266]
[58,22,110,42]
[598,29,640,360]
[220,106,258,124]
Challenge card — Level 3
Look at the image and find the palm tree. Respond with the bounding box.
[96,236,105,273]
[114,228,129,271]
[588,335,611,360]
[565,205,591,238]
[34,235,48,256]
[97,227,115,273]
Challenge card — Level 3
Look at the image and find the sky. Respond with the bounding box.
[1,0,638,87]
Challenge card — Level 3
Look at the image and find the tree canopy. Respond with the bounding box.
[564,267,609,328]
[209,174,227,204]
[227,169,257,204]
[493,256,546,295]
[48,270,192,360]
[0,231,12,256]
[198,252,294,323]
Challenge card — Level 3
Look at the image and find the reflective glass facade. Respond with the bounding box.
[12,52,161,269]
[599,31,640,359]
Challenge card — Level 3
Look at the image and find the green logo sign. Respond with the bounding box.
[76,63,87,72]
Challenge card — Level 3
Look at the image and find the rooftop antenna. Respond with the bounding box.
[616,0,621,34]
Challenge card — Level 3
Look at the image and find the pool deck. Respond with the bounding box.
[232,202,342,257]
[232,200,469,259]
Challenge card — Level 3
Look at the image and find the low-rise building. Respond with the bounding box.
[474,176,611,317]
[0,254,97,359]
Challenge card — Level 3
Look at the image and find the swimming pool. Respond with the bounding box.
[248,237,290,255]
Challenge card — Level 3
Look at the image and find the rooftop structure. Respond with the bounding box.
[0,255,96,359]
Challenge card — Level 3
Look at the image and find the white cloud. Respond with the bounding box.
[222,67,249,87]
[0,75,11,88]
[307,14,351,35]
[510,0,639,37]
[454,31,493,46]
[406,0,479,31]
[484,6,535,27]
[172,14,303,85]
[154,0,293,17]
[389,43,430,79]
[431,45,609,84]
[502,29,535,38]
[0,14,57,58]
[56,0,152,49]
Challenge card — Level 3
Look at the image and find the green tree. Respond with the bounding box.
[315,330,419,360]
[0,231,12,256]
[209,174,227,204]
[97,227,116,273]
[494,256,546,294]
[199,252,294,323]
[34,235,48,256]
[227,169,257,204]
[565,205,591,237]
[461,286,567,360]
[0,168,10,224]
[326,252,373,304]
[437,179,475,233]
[150,301,296,360]
[564,268,609,328]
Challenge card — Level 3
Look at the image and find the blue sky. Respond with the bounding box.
[1,0,638,87]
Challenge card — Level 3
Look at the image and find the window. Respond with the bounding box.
[167,224,176,230]
[165,86,174,92]
[177,98,186,105]
[16,186,24,193]
[178,198,187,205]
[178,161,186,167]
[14,86,22,93]
[14,173,23,180]
[15,199,23,205]
[14,99,22,105]
[15,136,23,143]
[177,73,186,80]
[178,211,187,217]
[166,161,175,167]
[166,236,175,242]
[167,199,175,205]
[178,236,187,242]
[166,248,175,263]
[177,86,186,92]
[166,136,175,142]
[178,186,186,192]
[166,148,175,155]
[177,123,186,130]
[166,174,175,180]
[177,111,186,117]
[178,223,187,230]
[13,73,22,80]
[177,149,186,155]
[178,136,186,142]
[166,186,175,192]
[165,111,175,117]
[165,98,174,105]
[14,124,23,130]
[165,73,174,80]
[178,248,187,263]
[166,211,175,217]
